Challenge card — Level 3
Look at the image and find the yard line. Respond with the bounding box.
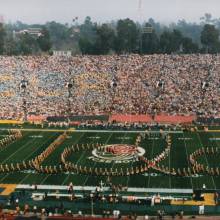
[0,128,183,134]
[61,132,87,185]
[75,133,94,166]
[18,132,59,184]
[19,172,32,184]
[1,132,42,164]
[196,132,216,190]
[209,132,220,169]
[0,131,29,154]
[82,132,114,186]
[73,130,184,134]
[147,134,155,188]
[40,132,85,185]
[182,132,193,189]
[22,132,57,162]
[210,132,220,148]
[106,132,132,188]
[168,135,171,189]
[126,133,139,188]
[111,133,127,168]
[0,173,10,183]
[39,174,51,185]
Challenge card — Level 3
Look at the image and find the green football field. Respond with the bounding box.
[0,128,220,190]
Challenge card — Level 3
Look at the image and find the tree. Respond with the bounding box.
[94,24,115,54]
[18,33,39,55]
[4,34,19,55]
[141,23,159,54]
[160,29,183,54]
[182,37,199,54]
[115,18,138,53]
[200,13,214,25]
[37,28,52,52]
[175,20,202,46]
[201,24,219,53]
[46,21,70,50]
[78,37,94,54]
[159,31,172,53]
[171,29,183,52]
[0,23,6,54]
[78,17,97,54]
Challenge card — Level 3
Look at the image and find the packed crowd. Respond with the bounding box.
[0,54,219,120]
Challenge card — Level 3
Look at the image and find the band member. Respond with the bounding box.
[16,163,21,171]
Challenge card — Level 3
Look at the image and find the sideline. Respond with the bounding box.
[16,184,193,193]
[0,128,184,133]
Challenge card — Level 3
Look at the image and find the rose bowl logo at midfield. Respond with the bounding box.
[89,144,145,163]
[106,144,138,155]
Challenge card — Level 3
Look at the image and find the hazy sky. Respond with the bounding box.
[0,0,220,24]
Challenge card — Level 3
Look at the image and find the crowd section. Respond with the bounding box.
[0,54,219,120]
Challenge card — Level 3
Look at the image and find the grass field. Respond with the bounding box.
[0,128,220,190]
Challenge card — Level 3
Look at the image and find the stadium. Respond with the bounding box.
[0,55,219,219]
[0,0,220,219]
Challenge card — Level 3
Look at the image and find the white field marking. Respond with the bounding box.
[39,174,51,185]
[129,134,144,187]
[178,137,192,140]
[0,128,71,132]
[108,132,128,185]
[22,132,58,162]
[0,173,10,183]
[87,136,101,139]
[4,131,45,163]
[111,133,127,172]
[116,137,132,140]
[142,173,203,178]
[143,173,161,177]
[18,172,32,184]
[0,132,39,163]
[20,132,58,185]
[196,132,216,190]
[168,136,171,189]
[29,135,43,138]
[118,133,133,186]
[209,138,220,141]
[0,132,29,154]
[82,132,114,186]
[22,170,36,174]
[81,132,107,187]
[74,130,183,134]
[0,128,183,134]
[209,132,220,167]
[61,132,87,185]
[147,134,155,188]
[210,133,220,148]
[40,133,85,186]
[182,132,193,189]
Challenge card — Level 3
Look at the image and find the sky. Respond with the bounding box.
[0,0,220,24]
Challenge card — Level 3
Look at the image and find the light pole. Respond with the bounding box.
[66,66,75,121]
[67,79,74,121]
[20,78,28,122]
